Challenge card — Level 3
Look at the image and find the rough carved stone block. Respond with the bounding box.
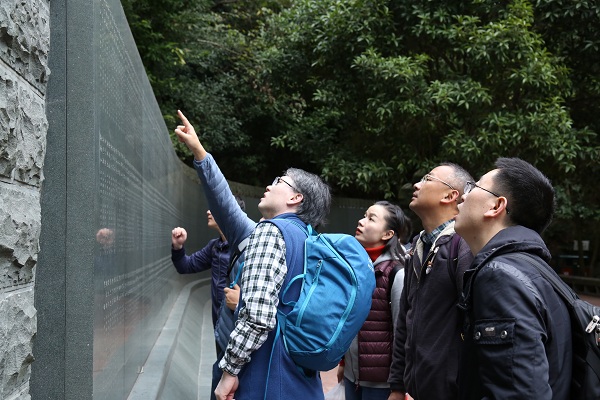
[0,289,35,399]
[0,0,50,91]
[0,70,47,186]
[0,184,40,290]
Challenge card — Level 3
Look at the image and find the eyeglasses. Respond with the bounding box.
[272,176,300,193]
[420,174,456,190]
[464,181,510,213]
[464,181,501,197]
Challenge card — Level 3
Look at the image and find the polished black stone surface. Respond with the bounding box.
[33,0,207,398]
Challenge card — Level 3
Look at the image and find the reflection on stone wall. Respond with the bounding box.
[0,0,49,398]
[32,0,208,398]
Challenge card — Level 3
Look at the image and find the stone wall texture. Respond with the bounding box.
[0,0,49,399]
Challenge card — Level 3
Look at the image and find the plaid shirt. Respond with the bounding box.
[419,219,454,248]
[219,222,288,376]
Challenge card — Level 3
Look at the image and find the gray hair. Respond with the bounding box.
[285,168,332,228]
[440,162,473,195]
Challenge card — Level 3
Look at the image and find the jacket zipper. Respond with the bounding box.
[410,249,435,398]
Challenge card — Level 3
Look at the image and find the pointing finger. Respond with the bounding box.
[177,110,191,129]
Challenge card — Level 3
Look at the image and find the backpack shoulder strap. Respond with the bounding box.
[509,252,579,304]
[387,260,403,302]
[446,233,462,292]
[227,236,249,287]
[261,218,308,307]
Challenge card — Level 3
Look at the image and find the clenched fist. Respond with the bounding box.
[171,227,188,250]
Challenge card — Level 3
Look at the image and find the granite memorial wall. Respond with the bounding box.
[32,0,209,398]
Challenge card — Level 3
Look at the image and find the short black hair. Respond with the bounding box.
[234,195,246,212]
[493,157,555,234]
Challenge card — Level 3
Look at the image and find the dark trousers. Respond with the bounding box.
[343,377,390,400]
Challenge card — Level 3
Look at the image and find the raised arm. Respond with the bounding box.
[174,111,255,250]
[174,110,207,161]
[171,238,214,274]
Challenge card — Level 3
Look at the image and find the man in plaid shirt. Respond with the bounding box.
[174,110,332,400]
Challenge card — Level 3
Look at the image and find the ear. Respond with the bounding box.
[484,196,509,218]
[287,193,304,206]
[441,189,460,204]
[381,230,395,242]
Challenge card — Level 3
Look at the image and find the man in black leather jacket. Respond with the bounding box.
[455,157,572,399]
[388,163,474,400]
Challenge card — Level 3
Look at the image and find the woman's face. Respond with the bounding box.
[354,204,394,248]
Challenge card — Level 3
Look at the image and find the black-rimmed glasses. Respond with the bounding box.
[420,174,456,190]
[272,176,300,193]
[464,181,510,213]
[464,181,502,197]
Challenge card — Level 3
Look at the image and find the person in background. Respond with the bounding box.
[171,203,244,332]
[455,157,571,399]
[174,110,332,400]
[171,197,246,400]
[338,201,411,400]
[388,163,473,400]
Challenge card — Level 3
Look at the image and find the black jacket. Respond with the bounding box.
[388,222,473,399]
[459,225,572,400]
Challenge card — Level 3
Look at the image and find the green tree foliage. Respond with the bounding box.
[124,0,600,271]
[533,0,600,268]
[121,0,291,183]
[255,0,597,197]
[251,0,600,270]
[121,0,206,156]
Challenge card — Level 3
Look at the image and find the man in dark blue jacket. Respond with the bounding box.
[171,210,232,329]
[455,157,572,399]
[171,200,245,400]
[171,202,245,332]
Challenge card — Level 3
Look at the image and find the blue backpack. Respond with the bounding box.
[271,221,376,371]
